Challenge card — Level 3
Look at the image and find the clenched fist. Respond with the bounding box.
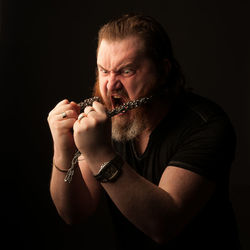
[73,101,113,162]
[47,99,80,160]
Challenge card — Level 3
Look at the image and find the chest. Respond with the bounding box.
[118,134,177,185]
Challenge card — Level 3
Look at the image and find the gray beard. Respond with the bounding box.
[111,109,147,142]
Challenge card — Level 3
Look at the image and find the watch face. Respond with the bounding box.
[95,155,124,183]
[103,164,120,182]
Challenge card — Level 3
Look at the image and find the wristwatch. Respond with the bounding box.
[94,155,124,183]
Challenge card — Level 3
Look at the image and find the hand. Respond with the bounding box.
[73,101,113,163]
[48,99,80,159]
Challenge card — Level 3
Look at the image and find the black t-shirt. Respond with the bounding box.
[107,92,241,249]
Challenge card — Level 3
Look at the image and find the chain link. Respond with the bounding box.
[64,95,153,183]
[79,95,153,118]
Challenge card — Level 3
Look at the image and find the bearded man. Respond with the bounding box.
[48,14,241,249]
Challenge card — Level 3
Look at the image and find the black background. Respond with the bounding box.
[1,0,250,249]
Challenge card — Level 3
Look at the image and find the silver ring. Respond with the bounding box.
[78,113,86,121]
[86,108,95,115]
[62,112,67,119]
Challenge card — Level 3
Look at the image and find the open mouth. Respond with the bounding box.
[111,95,127,109]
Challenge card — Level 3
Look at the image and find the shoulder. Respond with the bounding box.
[161,91,236,145]
[155,91,235,143]
[174,91,231,125]
[159,92,236,181]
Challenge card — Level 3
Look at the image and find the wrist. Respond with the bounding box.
[53,143,76,158]
[53,155,72,170]
[84,147,116,175]
[53,150,81,184]
[53,147,76,167]
[52,162,69,173]
[94,154,124,183]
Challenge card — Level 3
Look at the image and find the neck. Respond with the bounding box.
[134,95,171,155]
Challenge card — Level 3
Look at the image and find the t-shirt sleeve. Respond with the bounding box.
[168,114,236,182]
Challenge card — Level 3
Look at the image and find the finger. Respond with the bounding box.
[48,100,68,120]
[49,116,77,132]
[54,99,70,108]
[84,106,96,116]
[71,101,81,114]
[92,101,106,114]
[78,112,87,121]
[56,109,79,120]
[54,118,77,130]
[51,103,80,117]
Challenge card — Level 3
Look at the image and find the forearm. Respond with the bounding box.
[96,163,181,244]
[50,155,100,224]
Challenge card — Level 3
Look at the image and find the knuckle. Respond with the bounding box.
[68,102,76,109]
[62,99,69,104]
[55,99,68,108]
[92,101,101,108]
[83,106,92,113]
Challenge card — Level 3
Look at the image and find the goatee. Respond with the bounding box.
[111,106,148,142]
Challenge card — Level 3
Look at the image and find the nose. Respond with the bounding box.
[106,72,122,92]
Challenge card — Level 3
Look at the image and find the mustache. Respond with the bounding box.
[104,89,130,110]
[107,89,129,100]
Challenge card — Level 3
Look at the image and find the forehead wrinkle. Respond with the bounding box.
[98,58,140,72]
[97,50,139,72]
[97,37,145,72]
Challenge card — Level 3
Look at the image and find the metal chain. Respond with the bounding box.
[106,96,153,117]
[79,95,153,118]
[79,96,101,113]
[64,95,153,183]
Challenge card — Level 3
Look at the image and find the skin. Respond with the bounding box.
[48,36,215,244]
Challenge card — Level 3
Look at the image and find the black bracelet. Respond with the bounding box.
[53,163,69,173]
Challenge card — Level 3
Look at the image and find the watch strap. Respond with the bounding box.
[94,155,124,183]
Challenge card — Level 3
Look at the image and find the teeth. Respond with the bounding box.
[111,95,124,107]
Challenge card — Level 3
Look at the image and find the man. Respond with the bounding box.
[48,14,241,249]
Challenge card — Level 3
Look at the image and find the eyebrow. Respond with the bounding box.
[97,58,141,73]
